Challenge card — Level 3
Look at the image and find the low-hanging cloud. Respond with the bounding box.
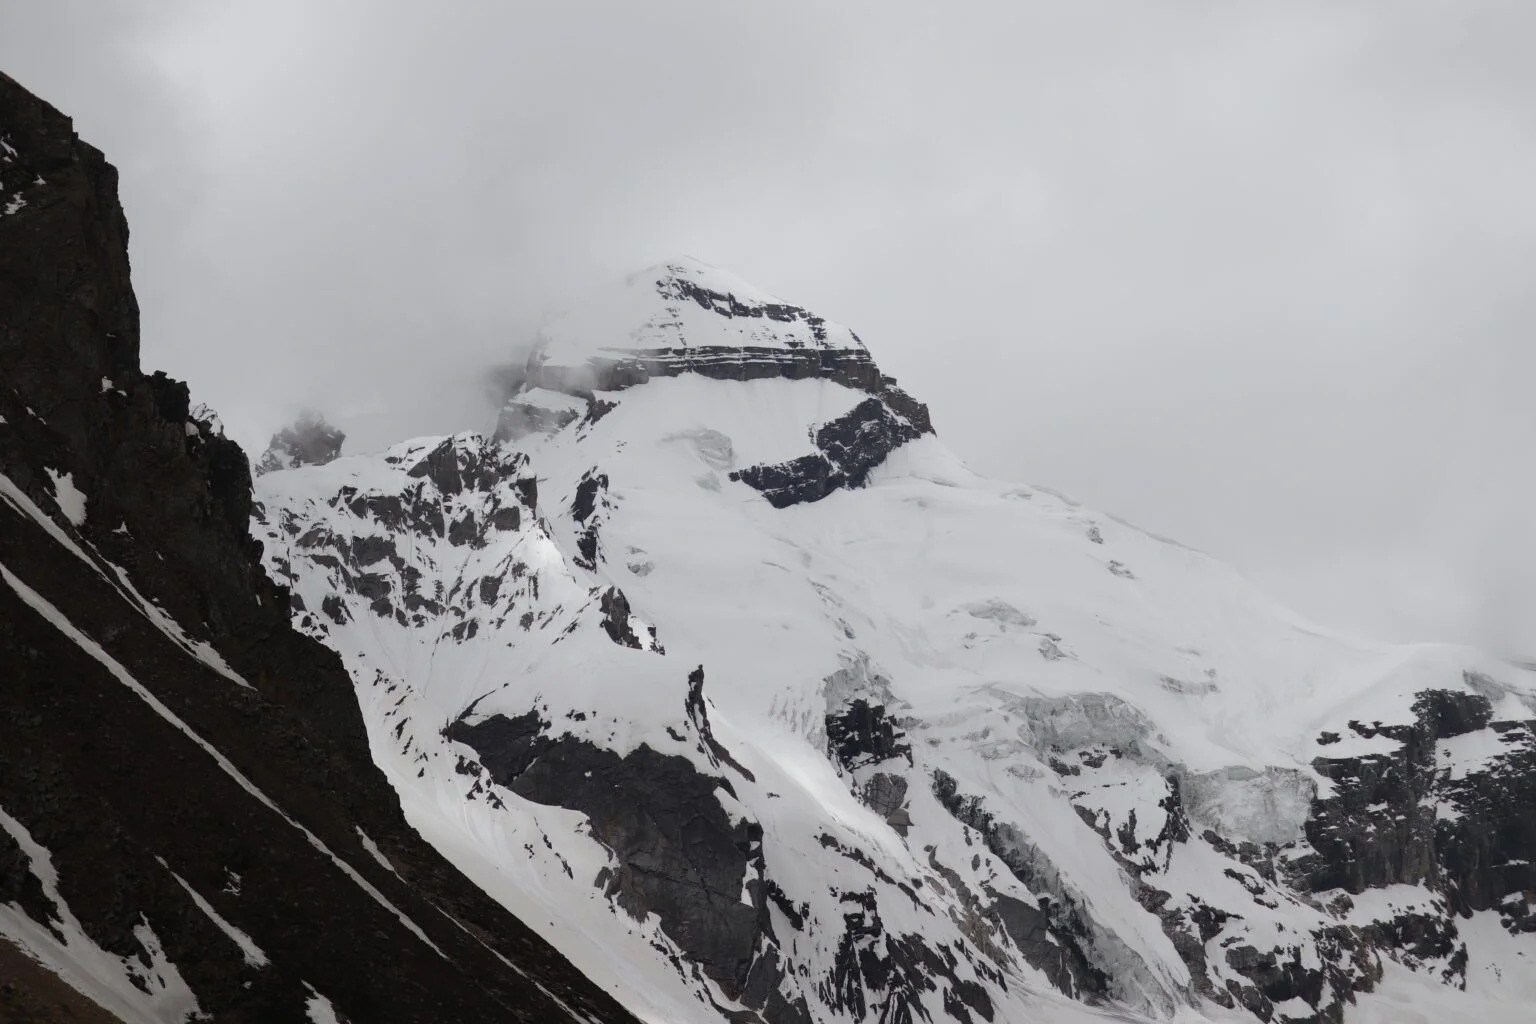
[3,0,1532,655]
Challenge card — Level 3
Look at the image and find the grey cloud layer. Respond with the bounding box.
[4,0,1532,653]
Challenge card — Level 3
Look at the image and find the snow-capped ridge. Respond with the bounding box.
[498,258,911,445]
[492,260,937,513]
[257,389,1536,1024]
[540,254,867,365]
[625,255,809,313]
[248,259,1535,1024]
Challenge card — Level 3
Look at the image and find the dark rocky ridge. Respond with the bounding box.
[1184,676,1536,1024]
[0,70,638,1023]
[731,395,932,508]
[930,770,1115,1001]
[1292,686,1536,916]
[525,343,887,396]
[826,699,912,773]
[445,674,814,1024]
[515,261,893,399]
[660,267,842,343]
[503,347,935,509]
[990,680,1536,1022]
[494,265,936,509]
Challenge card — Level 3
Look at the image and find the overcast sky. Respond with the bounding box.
[5,0,1533,656]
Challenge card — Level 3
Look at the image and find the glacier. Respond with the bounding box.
[253,256,1536,1024]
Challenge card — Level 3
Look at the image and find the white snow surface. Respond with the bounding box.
[355,827,400,878]
[253,267,1535,1023]
[515,386,589,414]
[189,402,224,436]
[45,468,86,526]
[0,807,204,1024]
[303,984,341,1024]
[156,857,268,968]
[1353,911,1536,1024]
[533,255,864,372]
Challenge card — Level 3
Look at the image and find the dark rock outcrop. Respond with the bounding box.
[1292,687,1536,911]
[598,585,660,651]
[930,771,1111,1000]
[0,70,636,1024]
[571,469,608,570]
[405,434,508,496]
[491,264,936,508]
[499,339,935,507]
[445,687,770,1004]
[254,410,345,475]
[826,699,912,772]
[662,269,840,343]
[731,396,932,508]
[821,893,996,1024]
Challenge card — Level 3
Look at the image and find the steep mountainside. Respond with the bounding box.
[0,71,638,1023]
[256,258,1536,1024]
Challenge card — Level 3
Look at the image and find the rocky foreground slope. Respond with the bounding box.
[0,71,638,1023]
[254,257,1536,1024]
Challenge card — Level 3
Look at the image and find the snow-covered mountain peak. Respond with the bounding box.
[535,255,867,372]
[497,260,935,508]
[254,263,1536,1024]
[508,258,889,407]
[627,255,828,320]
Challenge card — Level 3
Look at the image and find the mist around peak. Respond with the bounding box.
[255,409,346,475]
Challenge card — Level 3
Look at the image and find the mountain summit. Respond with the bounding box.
[498,257,933,508]
[535,256,868,368]
[256,259,1536,1023]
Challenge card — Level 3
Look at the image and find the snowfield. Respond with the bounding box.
[254,258,1536,1024]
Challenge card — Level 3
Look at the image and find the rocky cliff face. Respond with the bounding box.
[256,255,1536,1023]
[0,70,638,1024]
[254,411,347,476]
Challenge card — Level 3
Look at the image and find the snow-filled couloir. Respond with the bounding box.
[254,256,1536,1024]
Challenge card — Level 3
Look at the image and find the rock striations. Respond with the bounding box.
[0,71,638,1023]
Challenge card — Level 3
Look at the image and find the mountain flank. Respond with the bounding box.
[0,69,639,1024]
